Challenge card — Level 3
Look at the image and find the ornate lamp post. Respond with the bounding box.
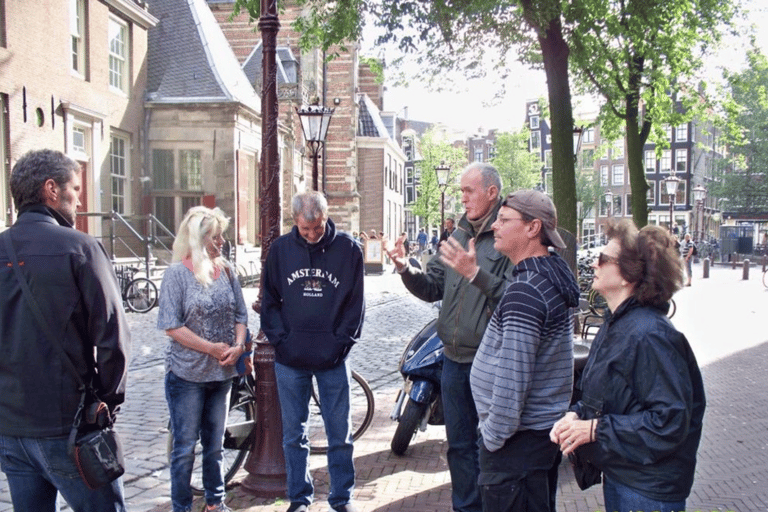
[664,173,681,233]
[242,0,286,497]
[435,161,450,235]
[692,184,707,242]
[297,101,334,192]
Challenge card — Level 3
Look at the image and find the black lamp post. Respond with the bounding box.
[664,172,681,233]
[435,161,450,235]
[692,184,707,242]
[297,101,334,192]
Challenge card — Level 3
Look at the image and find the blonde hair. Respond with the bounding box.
[172,206,230,287]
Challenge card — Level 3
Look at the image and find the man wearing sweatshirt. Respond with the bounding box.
[261,192,365,512]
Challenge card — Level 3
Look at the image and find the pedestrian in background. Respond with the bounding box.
[466,190,579,512]
[416,228,428,255]
[681,232,695,286]
[261,191,365,512]
[386,162,511,512]
[0,149,130,512]
[158,206,249,512]
[551,219,705,512]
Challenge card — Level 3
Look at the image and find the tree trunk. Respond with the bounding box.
[538,18,577,238]
[625,58,650,228]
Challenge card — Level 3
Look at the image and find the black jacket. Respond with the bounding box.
[260,218,365,370]
[574,297,705,501]
[0,206,130,437]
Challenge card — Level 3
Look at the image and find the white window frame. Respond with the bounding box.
[612,164,624,185]
[583,127,594,144]
[530,116,540,129]
[664,125,672,142]
[613,140,624,159]
[676,123,688,142]
[644,150,656,173]
[675,148,688,174]
[474,148,483,162]
[600,165,609,186]
[660,150,671,173]
[530,131,541,150]
[70,0,85,76]
[647,182,656,205]
[108,17,128,93]
[110,134,129,214]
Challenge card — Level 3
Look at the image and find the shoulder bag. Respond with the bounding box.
[3,233,125,490]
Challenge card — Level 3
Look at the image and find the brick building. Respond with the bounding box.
[0,0,157,237]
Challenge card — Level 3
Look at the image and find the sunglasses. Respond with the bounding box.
[597,252,620,267]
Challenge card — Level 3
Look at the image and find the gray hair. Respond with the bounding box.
[292,191,328,222]
[464,162,501,194]
[10,149,80,211]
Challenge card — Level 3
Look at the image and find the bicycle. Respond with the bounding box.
[167,368,375,495]
[114,265,158,313]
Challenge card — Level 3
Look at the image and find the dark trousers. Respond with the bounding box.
[478,429,560,512]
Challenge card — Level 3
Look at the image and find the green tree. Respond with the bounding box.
[711,43,768,215]
[410,129,466,229]
[491,130,540,196]
[567,0,735,228]
[233,0,581,241]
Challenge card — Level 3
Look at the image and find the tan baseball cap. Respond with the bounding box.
[502,189,567,249]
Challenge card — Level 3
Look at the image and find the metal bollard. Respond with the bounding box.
[743,259,750,280]
[241,336,287,497]
[703,257,710,279]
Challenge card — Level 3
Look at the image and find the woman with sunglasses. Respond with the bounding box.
[550,219,705,512]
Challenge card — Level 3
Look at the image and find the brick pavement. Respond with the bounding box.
[1,265,767,512]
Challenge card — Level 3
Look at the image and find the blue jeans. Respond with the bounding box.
[442,358,482,512]
[0,434,125,512]
[603,475,686,512]
[165,371,232,512]
[274,361,354,509]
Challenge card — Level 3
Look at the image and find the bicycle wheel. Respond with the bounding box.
[308,369,375,455]
[587,289,609,317]
[125,277,158,313]
[166,377,255,495]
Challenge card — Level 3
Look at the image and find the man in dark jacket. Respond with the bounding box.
[385,162,511,512]
[261,191,365,512]
[0,149,130,511]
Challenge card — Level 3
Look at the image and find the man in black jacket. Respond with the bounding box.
[0,149,130,512]
[261,191,365,512]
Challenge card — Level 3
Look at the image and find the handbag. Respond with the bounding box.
[3,233,125,489]
[568,446,602,490]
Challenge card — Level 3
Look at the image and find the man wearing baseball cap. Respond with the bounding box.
[462,189,579,512]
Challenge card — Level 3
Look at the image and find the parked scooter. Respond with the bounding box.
[389,257,445,455]
[389,316,444,455]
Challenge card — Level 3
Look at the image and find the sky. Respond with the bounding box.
[363,1,768,136]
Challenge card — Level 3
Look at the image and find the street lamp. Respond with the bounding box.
[435,161,450,235]
[297,101,335,192]
[692,184,707,242]
[573,126,585,165]
[664,173,681,233]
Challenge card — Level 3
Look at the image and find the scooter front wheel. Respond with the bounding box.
[391,398,428,455]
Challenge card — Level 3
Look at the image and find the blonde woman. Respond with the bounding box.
[157,206,248,512]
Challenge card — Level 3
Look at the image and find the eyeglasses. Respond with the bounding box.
[496,217,527,226]
[596,252,620,267]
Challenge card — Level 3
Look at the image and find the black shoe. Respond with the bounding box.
[286,503,308,512]
[332,505,358,512]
